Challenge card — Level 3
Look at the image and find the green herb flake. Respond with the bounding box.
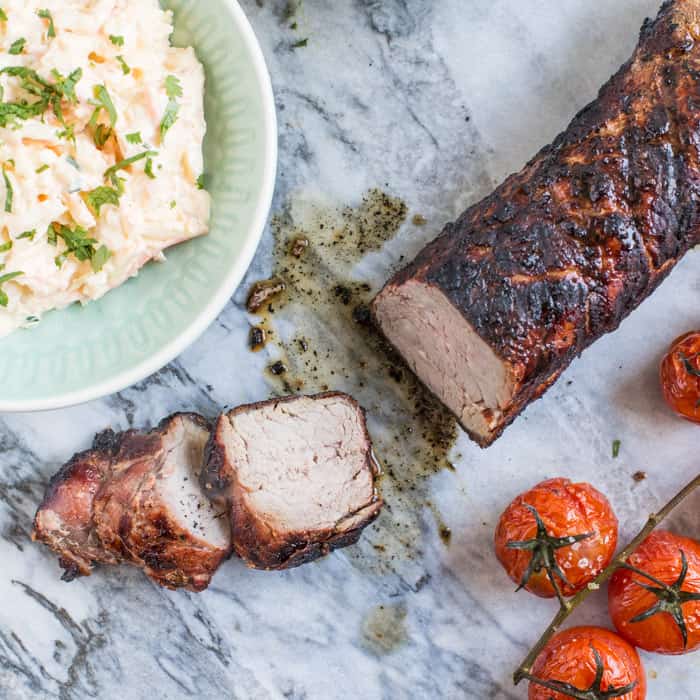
[2,166,12,213]
[91,245,111,273]
[52,67,82,104]
[196,174,205,190]
[85,185,120,216]
[17,229,36,241]
[170,200,176,209]
[0,270,23,307]
[8,38,26,55]
[52,224,103,268]
[109,34,125,47]
[0,240,12,253]
[165,75,183,100]
[57,124,76,143]
[90,84,117,128]
[291,38,308,49]
[116,55,130,75]
[612,440,621,459]
[51,69,82,144]
[0,9,8,22]
[35,164,50,174]
[93,123,111,149]
[126,131,142,144]
[144,157,155,179]
[160,75,182,140]
[104,149,157,185]
[37,9,56,38]
[0,66,81,128]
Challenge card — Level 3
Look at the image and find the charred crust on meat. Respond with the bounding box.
[91,428,122,454]
[201,432,233,498]
[142,549,177,572]
[58,558,83,583]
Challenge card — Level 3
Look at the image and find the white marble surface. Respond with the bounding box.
[1,1,699,698]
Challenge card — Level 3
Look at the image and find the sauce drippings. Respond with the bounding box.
[252,189,458,574]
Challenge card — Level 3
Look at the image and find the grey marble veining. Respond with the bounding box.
[1,1,699,698]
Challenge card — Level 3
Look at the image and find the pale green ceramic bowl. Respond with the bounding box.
[0,0,277,412]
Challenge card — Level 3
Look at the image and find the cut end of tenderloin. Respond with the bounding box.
[373,279,515,446]
[34,414,231,592]
[32,429,124,581]
[202,392,383,570]
[95,413,231,591]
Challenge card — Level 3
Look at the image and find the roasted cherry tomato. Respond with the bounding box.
[528,626,646,700]
[495,478,618,599]
[660,331,700,423]
[609,530,700,655]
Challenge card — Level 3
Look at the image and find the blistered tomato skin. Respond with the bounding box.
[528,626,646,700]
[660,331,700,423]
[494,478,618,598]
[609,531,700,655]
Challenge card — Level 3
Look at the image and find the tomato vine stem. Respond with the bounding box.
[513,472,700,686]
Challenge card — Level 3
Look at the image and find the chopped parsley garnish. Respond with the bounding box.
[57,124,75,142]
[104,149,157,185]
[196,174,205,190]
[165,74,183,99]
[17,229,36,241]
[144,157,155,179]
[85,185,120,216]
[88,84,117,147]
[8,38,26,55]
[93,123,111,148]
[0,67,53,126]
[52,67,82,104]
[116,55,130,75]
[91,245,111,273]
[291,38,308,49]
[36,164,50,174]
[109,35,125,47]
[50,223,110,271]
[38,9,56,38]
[2,166,12,213]
[170,200,176,209]
[52,224,96,267]
[0,241,12,253]
[160,75,182,140]
[52,68,82,144]
[612,439,621,458]
[0,271,23,307]
[0,9,7,22]
[126,131,142,144]
[0,66,83,139]
[89,84,117,128]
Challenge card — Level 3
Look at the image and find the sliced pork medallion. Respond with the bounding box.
[202,393,383,570]
[33,430,125,581]
[94,414,231,591]
[373,0,700,446]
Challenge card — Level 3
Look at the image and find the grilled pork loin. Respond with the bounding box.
[373,0,700,446]
[202,393,383,570]
[34,414,231,591]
